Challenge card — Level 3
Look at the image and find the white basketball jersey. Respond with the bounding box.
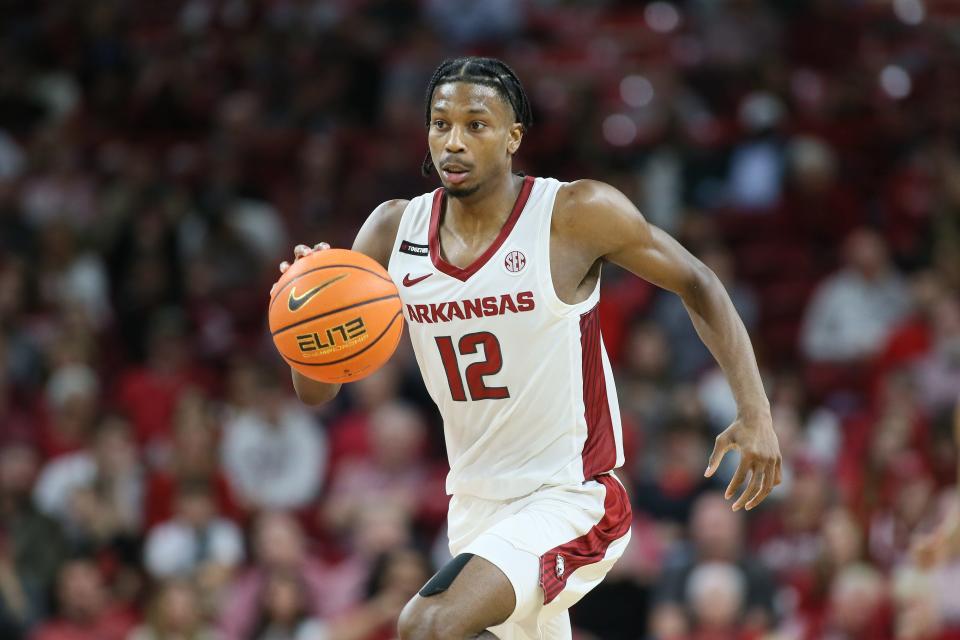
[387,176,624,501]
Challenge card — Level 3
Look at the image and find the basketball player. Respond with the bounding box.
[276,57,781,640]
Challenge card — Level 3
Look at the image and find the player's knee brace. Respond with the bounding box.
[418,553,474,597]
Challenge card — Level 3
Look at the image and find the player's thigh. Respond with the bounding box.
[398,553,516,637]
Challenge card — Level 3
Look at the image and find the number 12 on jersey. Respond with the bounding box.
[435,332,509,401]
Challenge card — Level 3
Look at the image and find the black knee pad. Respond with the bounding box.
[419,553,474,597]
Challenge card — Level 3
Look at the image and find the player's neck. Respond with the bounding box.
[445,172,525,235]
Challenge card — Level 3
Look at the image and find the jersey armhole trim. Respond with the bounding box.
[537,181,603,317]
[387,194,434,275]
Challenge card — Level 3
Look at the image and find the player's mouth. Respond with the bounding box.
[441,164,471,185]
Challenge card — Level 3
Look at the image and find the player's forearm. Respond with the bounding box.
[682,267,770,420]
[291,369,341,405]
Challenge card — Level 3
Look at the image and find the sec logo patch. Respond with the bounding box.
[504,250,527,274]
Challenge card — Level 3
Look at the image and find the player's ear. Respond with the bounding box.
[507,123,523,155]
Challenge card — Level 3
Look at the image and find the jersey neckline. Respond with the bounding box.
[428,175,536,282]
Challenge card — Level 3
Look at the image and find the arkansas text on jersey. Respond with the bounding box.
[405,291,535,324]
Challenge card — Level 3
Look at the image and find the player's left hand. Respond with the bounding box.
[704,415,782,511]
[270,242,330,297]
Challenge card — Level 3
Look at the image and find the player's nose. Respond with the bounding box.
[444,125,466,153]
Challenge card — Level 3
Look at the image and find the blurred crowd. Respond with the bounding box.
[1,0,960,639]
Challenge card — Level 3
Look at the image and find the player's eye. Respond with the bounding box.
[433,119,447,129]
[470,121,486,130]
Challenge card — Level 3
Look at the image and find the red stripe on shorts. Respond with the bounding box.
[539,474,632,604]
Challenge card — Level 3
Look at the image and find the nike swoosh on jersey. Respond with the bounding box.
[287,274,348,311]
[402,273,433,287]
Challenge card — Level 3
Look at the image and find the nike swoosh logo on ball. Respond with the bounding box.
[287,274,347,312]
[402,273,432,287]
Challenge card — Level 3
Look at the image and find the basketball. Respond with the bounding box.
[269,249,403,383]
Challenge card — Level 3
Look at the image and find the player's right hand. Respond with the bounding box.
[270,242,330,296]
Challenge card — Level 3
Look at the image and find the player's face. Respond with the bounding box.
[427,82,523,199]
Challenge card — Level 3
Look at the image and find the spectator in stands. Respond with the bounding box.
[221,363,326,511]
[815,564,891,640]
[128,580,215,640]
[349,498,417,564]
[618,321,676,435]
[326,363,404,471]
[876,270,948,380]
[114,310,213,452]
[800,228,911,363]
[351,546,434,640]
[654,243,758,382]
[107,206,186,364]
[753,460,830,579]
[930,142,960,292]
[219,512,365,640]
[33,417,143,544]
[868,453,936,571]
[787,507,865,626]
[911,399,960,572]
[422,0,522,46]
[244,547,431,640]
[35,222,111,331]
[37,363,100,460]
[890,567,946,640]
[632,420,717,525]
[144,390,238,528]
[248,570,327,640]
[726,91,786,212]
[913,296,960,418]
[686,561,752,640]
[143,479,243,585]
[781,136,863,247]
[654,493,776,630]
[0,532,35,640]
[18,147,97,229]
[323,401,446,537]
[0,308,44,397]
[29,559,135,640]
[0,442,65,639]
[837,371,930,521]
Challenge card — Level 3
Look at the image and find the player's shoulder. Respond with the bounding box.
[354,199,410,269]
[368,198,410,230]
[554,179,640,229]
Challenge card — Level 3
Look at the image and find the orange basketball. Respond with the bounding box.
[269,248,403,383]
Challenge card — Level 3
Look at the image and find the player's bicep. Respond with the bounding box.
[352,199,408,270]
[592,192,705,298]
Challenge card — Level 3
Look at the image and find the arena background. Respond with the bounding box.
[2,1,960,638]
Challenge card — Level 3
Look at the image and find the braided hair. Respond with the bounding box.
[421,57,533,177]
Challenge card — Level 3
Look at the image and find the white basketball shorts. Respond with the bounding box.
[446,472,633,640]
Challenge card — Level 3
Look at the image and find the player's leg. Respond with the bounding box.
[418,474,632,640]
[486,473,632,638]
[397,553,516,640]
